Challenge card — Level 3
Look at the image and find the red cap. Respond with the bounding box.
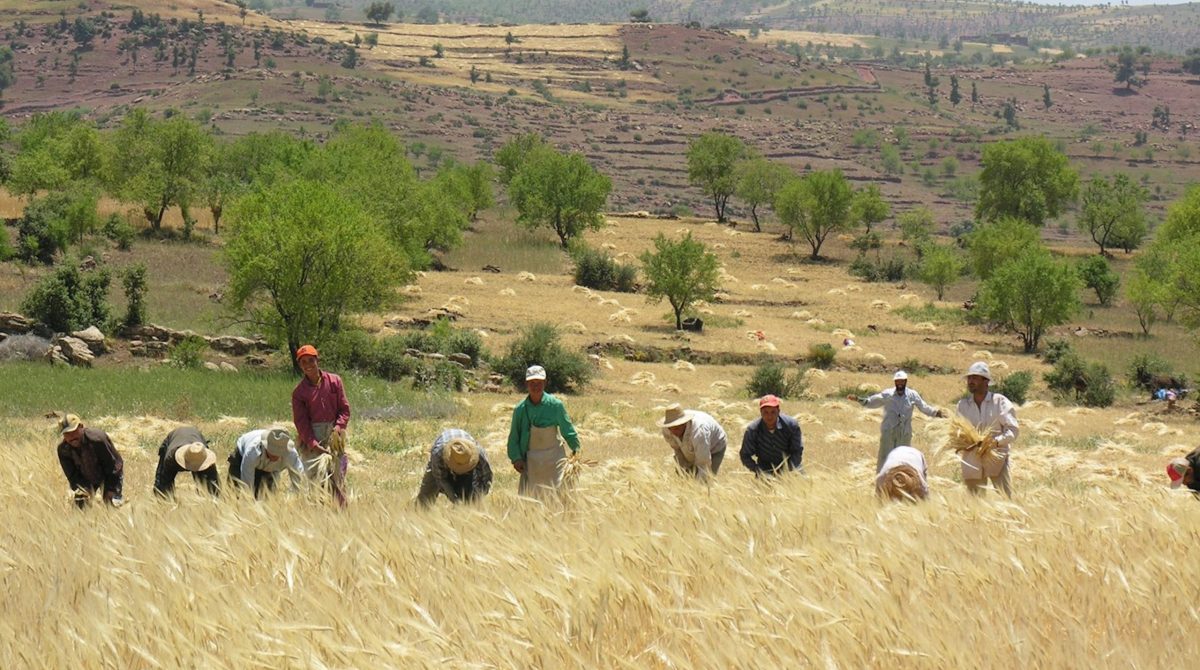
[759,394,781,408]
[295,344,319,361]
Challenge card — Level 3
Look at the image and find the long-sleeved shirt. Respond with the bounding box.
[234,429,305,491]
[661,410,727,473]
[153,426,220,497]
[292,370,351,450]
[417,429,493,505]
[955,392,1020,450]
[57,427,123,499]
[860,387,940,431]
[506,393,581,462]
[875,446,929,498]
[740,413,804,475]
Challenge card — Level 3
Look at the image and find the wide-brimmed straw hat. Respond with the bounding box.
[877,464,926,502]
[176,442,217,471]
[264,428,293,457]
[656,403,693,428]
[443,437,480,474]
[58,413,82,435]
[1168,457,1190,489]
[964,361,992,382]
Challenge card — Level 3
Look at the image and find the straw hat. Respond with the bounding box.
[877,464,927,502]
[443,438,480,474]
[657,403,693,428]
[264,429,293,457]
[176,442,217,471]
[58,413,82,435]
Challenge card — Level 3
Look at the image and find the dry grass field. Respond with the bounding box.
[5,209,1200,666]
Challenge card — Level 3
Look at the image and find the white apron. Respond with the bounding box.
[519,424,565,498]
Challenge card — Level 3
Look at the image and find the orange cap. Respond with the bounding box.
[295,344,319,361]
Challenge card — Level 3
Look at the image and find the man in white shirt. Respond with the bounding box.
[228,428,306,499]
[657,403,727,482]
[955,361,1019,497]
[849,370,944,472]
[875,446,929,502]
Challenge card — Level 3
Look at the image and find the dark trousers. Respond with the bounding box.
[227,451,277,499]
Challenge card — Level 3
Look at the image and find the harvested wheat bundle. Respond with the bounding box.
[871,300,890,310]
[602,243,618,250]
[828,288,846,296]
[915,322,937,332]
[400,285,422,296]
[562,321,587,334]
[899,293,919,300]
[751,284,769,291]
[733,310,752,318]
[791,310,813,320]
[498,288,516,296]
[673,360,696,372]
[517,272,537,282]
[657,383,682,394]
[464,277,484,286]
[629,371,657,386]
[806,318,826,327]
[877,464,926,502]
[571,285,593,294]
[947,341,966,351]
[846,285,862,292]
[710,380,732,391]
[864,352,887,364]
[972,350,993,360]
[943,415,1003,468]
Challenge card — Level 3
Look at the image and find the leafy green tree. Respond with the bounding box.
[852,183,891,233]
[1157,184,1200,245]
[0,46,15,101]
[733,156,789,231]
[640,232,721,330]
[364,2,394,24]
[971,81,979,106]
[898,207,935,256]
[507,145,611,249]
[977,249,1080,353]
[105,111,211,232]
[918,242,964,300]
[1126,264,1163,335]
[8,113,104,196]
[949,75,961,107]
[775,169,857,260]
[976,136,1078,227]
[121,263,148,329]
[1076,254,1120,306]
[1113,47,1141,90]
[687,132,748,223]
[1042,84,1052,110]
[1077,173,1147,255]
[201,141,240,235]
[494,133,546,185]
[967,216,1041,280]
[879,143,902,176]
[224,179,409,368]
[436,161,494,222]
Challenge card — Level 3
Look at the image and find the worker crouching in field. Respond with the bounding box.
[153,425,220,498]
[507,365,581,498]
[875,446,929,502]
[416,429,493,506]
[956,361,1019,498]
[657,403,727,482]
[1167,448,1200,494]
[56,413,124,508]
[740,395,804,476]
[292,344,351,508]
[229,428,305,499]
[849,370,944,472]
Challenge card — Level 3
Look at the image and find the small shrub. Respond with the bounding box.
[849,254,909,283]
[20,264,111,333]
[0,227,12,262]
[571,244,638,293]
[807,343,836,369]
[1041,339,1073,365]
[169,335,208,370]
[1045,352,1115,407]
[494,322,591,392]
[121,263,148,328]
[16,196,71,264]
[1076,255,1119,306]
[1128,353,1185,392]
[993,370,1033,405]
[102,214,135,251]
[746,359,809,399]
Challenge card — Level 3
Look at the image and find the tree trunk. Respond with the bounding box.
[673,305,684,331]
[750,205,760,232]
[212,206,223,235]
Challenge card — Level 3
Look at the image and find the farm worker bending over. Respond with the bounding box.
[956,361,1019,498]
[229,428,305,499]
[848,370,944,472]
[740,395,804,476]
[875,446,929,502]
[506,365,581,498]
[153,425,221,498]
[56,413,124,508]
[292,344,351,507]
[657,403,727,482]
[1167,448,1200,494]
[416,429,493,506]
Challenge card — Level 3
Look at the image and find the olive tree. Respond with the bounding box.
[640,232,721,330]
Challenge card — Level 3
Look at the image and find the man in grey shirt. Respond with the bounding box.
[849,370,944,472]
[740,395,804,476]
[228,428,306,499]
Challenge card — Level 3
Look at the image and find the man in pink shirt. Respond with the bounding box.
[291,344,350,506]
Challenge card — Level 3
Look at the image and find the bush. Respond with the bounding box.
[807,343,836,369]
[494,322,591,393]
[20,264,110,333]
[392,318,487,367]
[16,195,71,264]
[321,328,472,391]
[121,263,148,328]
[1128,353,1186,392]
[993,370,1033,405]
[1076,255,1119,306]
[746,359,809,399]
[0,226,12,262]
[1045,352,1115,407]
[103,214,135,251]
[571,244,638,293]
[849,254,909,283]
[1042,339,1073,365]
[169,335,208,370]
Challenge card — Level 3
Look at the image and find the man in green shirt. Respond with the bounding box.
[507,364,581,497]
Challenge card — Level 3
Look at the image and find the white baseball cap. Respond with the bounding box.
[965,361,992,381]
[525,365,547,381]
[893,370,908,381]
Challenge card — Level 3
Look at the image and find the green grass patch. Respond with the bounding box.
[442,210,567,274]
[0,362,458,424]
[893,303,966,326]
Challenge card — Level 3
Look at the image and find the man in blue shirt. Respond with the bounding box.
[740,395,804,476]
